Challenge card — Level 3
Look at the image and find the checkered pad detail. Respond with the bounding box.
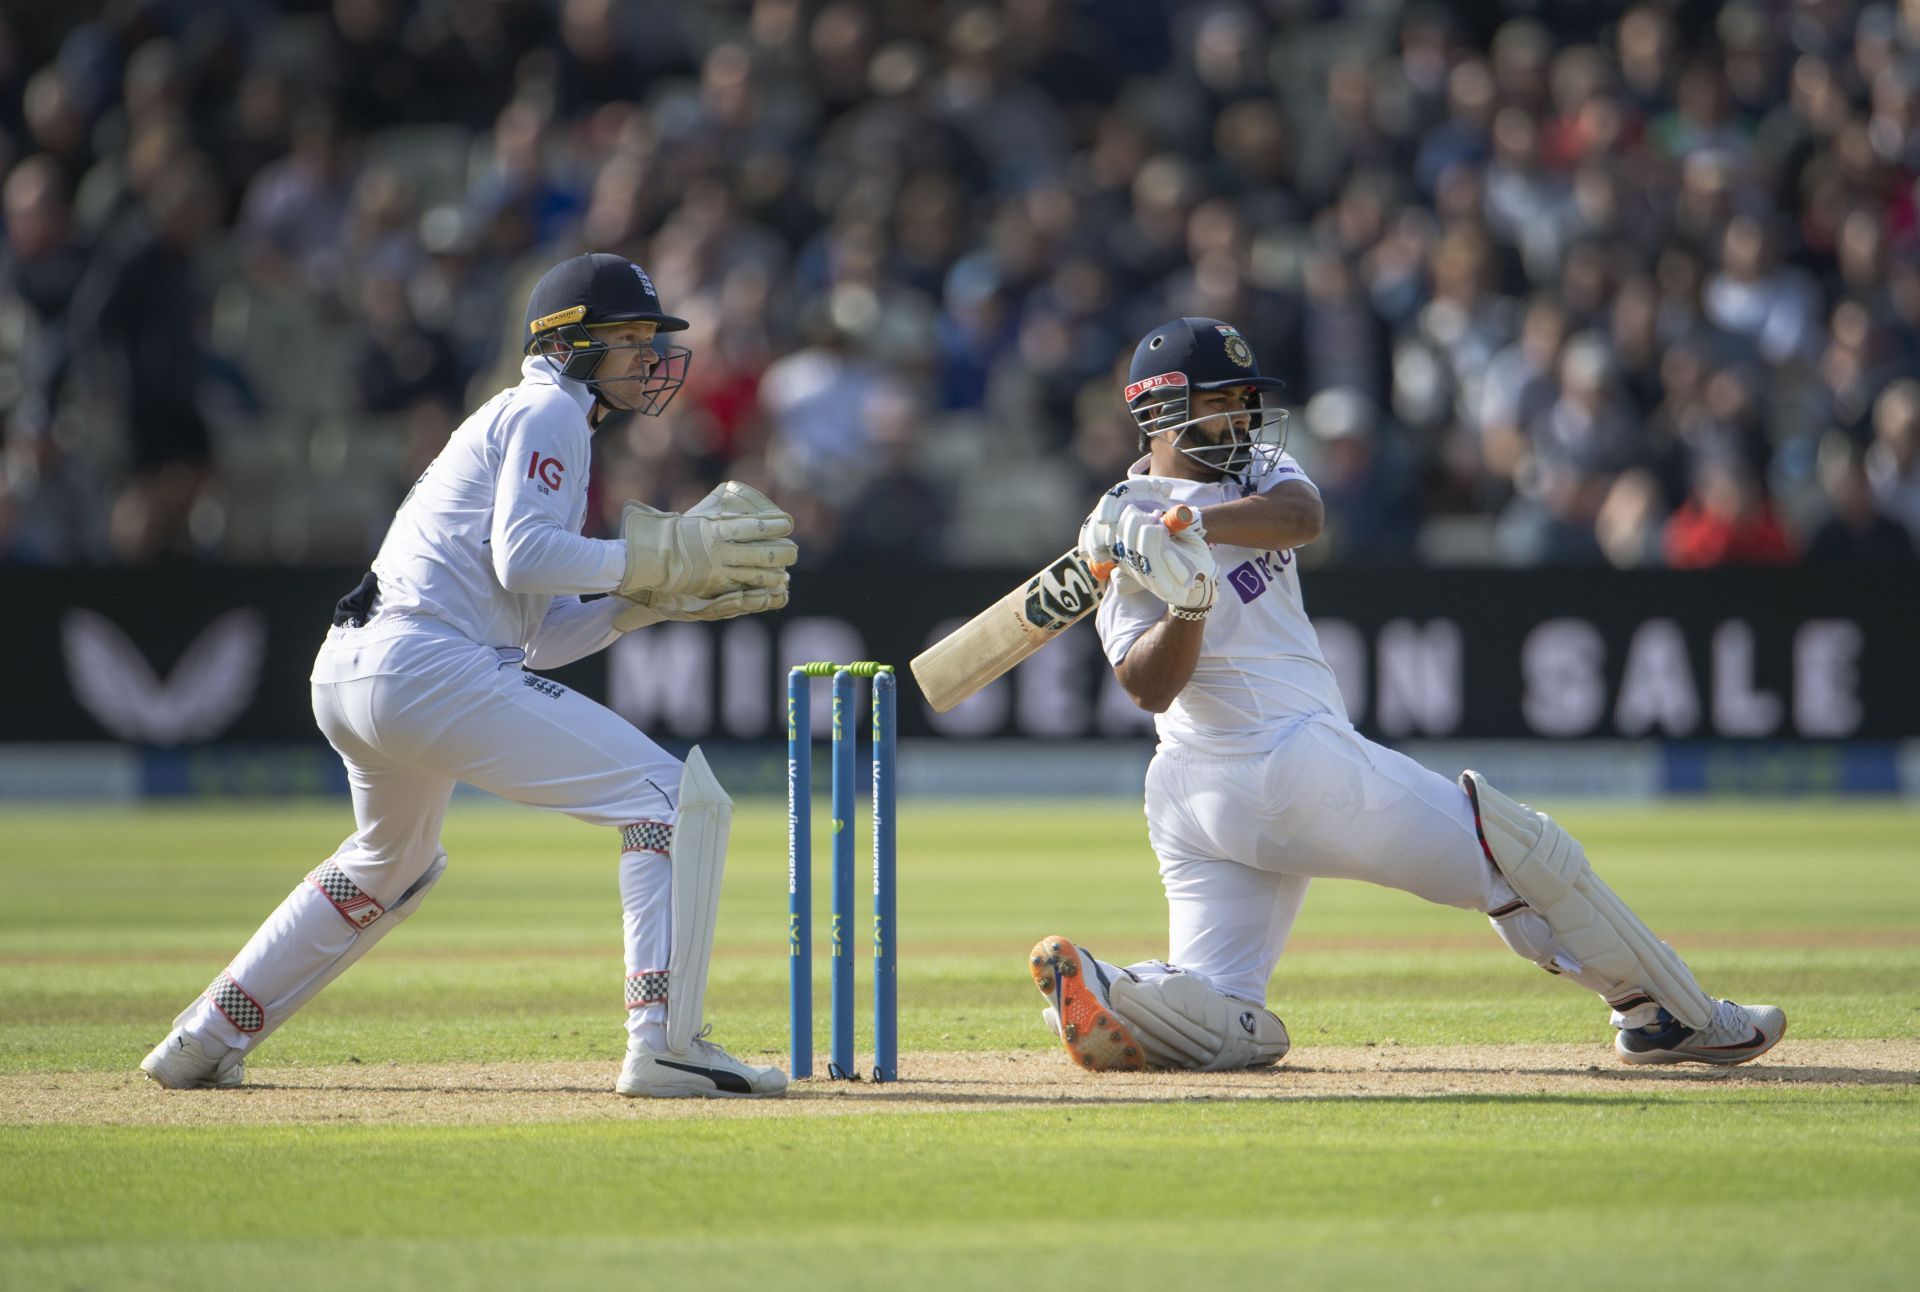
[620,820,672,855]
[208,973,264,1033]
[626,970,668,1009]
[307,860,386,929]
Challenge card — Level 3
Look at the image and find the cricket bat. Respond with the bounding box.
[910,505,1195,712]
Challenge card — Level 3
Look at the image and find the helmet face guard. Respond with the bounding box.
[1127,373,1290,483]
[529,310,690,416]
[522,254,693,418]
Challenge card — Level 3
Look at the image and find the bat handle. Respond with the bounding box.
[1090,504,1198,581]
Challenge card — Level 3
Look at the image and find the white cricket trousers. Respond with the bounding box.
[180,624,685,1054]
[1139,713,1639,1014]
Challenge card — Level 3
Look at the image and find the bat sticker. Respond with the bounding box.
[1022,553,1102,631]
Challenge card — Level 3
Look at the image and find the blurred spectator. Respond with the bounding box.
[1705,215,1824,366]
[1298,388,1417,564]
[0,3,1917,569]
[760,307,882,512]
[0,153,99,562]
[1804,431,1919,562]
[2,154,85,417]
[1503,334,1638,563]
[237,105,354,286]
[838,381,947,557]
[1478,294,1567,493]
[1662,453,1795,567]
[1595,468,1669,568]
[73,153,226,561]
[1866,378,1920,535]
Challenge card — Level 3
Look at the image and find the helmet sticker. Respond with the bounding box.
[530,304,589,335]
[1124,371,1189,402]
[1215,324,1254,369]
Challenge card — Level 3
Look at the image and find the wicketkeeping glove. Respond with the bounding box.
[617,481,798,603]
[614,578,790,631]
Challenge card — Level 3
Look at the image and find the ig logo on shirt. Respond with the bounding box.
[528,453,566,493]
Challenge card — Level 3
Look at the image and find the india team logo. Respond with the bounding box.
[1215,324,1254,369]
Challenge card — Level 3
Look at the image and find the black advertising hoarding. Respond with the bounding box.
[0,564,1913,746]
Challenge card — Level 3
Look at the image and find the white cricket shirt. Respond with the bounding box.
[1094,452,1347,755]
[314,356,628,680]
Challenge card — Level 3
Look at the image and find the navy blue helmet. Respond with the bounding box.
[524,252,691,416]
[1124,317,1288,481]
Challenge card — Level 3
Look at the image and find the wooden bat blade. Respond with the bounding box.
[908,504,1198,713]
[910,548,1105,712]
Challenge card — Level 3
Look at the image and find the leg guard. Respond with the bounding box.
[1108,965,1291,1072]
[1460,771,1712,1031]
[179,850,448,1050]
[666,746,731,1053]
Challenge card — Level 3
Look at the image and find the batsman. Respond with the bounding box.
[143,253,794,1098]
[1031,318,1787,1073]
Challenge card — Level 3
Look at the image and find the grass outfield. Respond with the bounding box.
[2,797,1917,1289]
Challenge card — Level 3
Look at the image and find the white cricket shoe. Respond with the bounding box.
[1028,935,1144,1072]
[1615,999,1787,1066]
[616,1029,788,1098]
[140,1027,245,1089]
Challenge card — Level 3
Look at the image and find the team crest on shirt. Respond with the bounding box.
[1215,325,1254,369]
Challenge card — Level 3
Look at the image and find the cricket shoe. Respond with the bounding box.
[1615,999,1787,1066]
[1028,935,1144,1071]
[140,1027,245,1089]
[616,1029,788,1098]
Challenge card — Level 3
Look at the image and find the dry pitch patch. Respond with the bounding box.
[9,1040,1915,1127]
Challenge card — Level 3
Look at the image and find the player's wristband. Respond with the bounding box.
[1168,605,1210,622]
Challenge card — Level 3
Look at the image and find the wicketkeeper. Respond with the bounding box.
[143,253,794,1098]
[1031,317,1786,1074]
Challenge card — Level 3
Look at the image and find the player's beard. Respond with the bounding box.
[1178,415,1252,480]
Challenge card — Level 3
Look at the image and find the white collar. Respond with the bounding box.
[1126,455,1200,487]
[520,354,597,419]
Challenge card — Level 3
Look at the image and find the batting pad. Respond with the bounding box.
[1109,970,1291,1072]
[1461,772,1713,1031]
[666,746,732,1053]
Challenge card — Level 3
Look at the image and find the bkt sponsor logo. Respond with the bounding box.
[1226,550,1293,603]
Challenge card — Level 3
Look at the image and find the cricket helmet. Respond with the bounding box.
[524,252,691,416]
[1124,317,1288,481]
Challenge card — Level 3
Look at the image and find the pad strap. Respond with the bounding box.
[206,972,264,1034]
[625,970,668,1010]
[307,859,385,929]
[621,821,672,855]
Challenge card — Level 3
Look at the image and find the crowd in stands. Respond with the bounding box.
[2,0,1919,569]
